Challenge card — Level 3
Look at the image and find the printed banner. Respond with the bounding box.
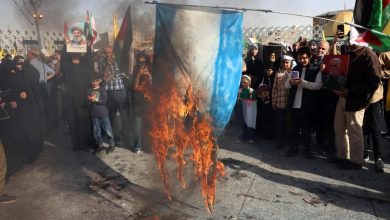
[65,22,87,53]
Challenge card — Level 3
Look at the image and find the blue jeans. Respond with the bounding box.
[91,117,115,145]
[131,116,143,149]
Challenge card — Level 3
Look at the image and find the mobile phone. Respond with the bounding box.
[337,24,344,38]
[291,71,299,79]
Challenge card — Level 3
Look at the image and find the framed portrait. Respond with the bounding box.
[262,44,283,63]
[322,54,350,91]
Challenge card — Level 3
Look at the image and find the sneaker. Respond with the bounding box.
[0,194,17,204]
[375,158,385,173]
[106,145,116,154]
[363,152,370,163]
[381,131,390,137]
[285,147,298,157]
[382,132,390,139]
[132,147,141,154]
[94,144,105,154]
[248,139,255,144]
[337,161,362,170]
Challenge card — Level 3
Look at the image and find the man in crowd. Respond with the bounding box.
[0,138,16,204]
[99,46,130,151]
[308,40,317,63]
[27,48,56,131]
[285,47,323,159]
[334,43,381,170]
[309,40,340,160]
[378,51,390,138]
[27,48,56,87]
[362,76,385,172]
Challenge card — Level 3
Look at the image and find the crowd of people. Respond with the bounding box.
[0,40,152,203]
[236,33,388,173]
[0,29,389,204]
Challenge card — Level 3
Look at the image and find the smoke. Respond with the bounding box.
[5,0,356,35]
[7,0,269,36]
[6,0,155,34]
[4,0,275,38]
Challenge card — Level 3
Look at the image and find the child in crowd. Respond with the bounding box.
[272,55,294,148]
[87,72,115,154]
[129,51,152,153]
[236,75,257,144]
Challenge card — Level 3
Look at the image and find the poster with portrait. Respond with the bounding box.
[262,44,283,67]
[322,54,350,91]
[65,22,87,53]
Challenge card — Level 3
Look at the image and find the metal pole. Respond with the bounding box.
[144,1,387,37]
[30,0,42,50]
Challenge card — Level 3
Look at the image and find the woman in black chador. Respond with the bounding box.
[61,46,93,151]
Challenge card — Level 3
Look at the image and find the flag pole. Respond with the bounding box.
[144,1,390,38]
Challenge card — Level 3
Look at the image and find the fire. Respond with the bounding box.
[149,73,225,213]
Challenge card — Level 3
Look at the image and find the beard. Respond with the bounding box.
[72,36,82,43]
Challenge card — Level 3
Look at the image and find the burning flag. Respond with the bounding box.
[150,3,243,212]
[350,0,390,51]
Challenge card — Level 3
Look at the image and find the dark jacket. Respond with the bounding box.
[287,64,321,114]
[345,47,381,111]
[87,87,109,118]
[244,56,265,88]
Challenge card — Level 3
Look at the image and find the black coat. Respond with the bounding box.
[244,56,265,88]
[287,64,321,115]
[345,47,381,111]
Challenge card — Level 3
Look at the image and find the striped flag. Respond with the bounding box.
[351,0,390,51]
[113,5,133,74]
[85,11,97,45]
[90,14,97,44]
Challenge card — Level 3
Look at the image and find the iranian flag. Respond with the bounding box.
[85,11,97,45]
[113,5,133,74]
[351,0,390,51]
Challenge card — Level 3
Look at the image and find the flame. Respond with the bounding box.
[149,73,225,213]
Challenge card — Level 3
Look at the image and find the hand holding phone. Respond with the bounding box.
[337,24,344,39]
[291,71,299,79]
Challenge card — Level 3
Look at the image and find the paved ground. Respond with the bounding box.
[0,125,390,220]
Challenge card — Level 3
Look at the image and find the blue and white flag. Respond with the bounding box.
[153,4,243,132]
